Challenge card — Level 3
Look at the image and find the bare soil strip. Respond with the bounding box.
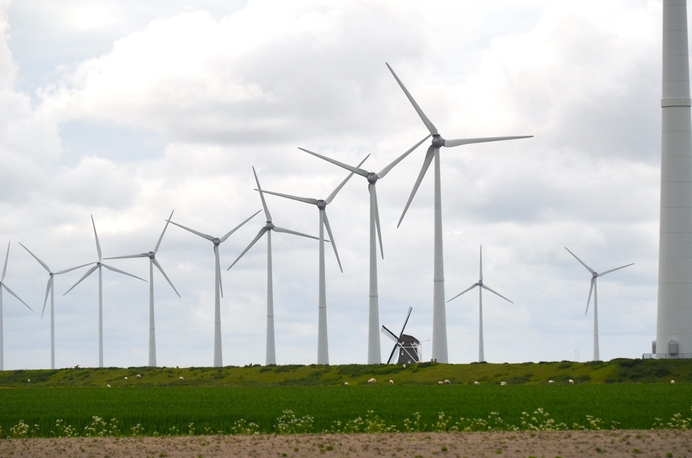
[0,430,690,458]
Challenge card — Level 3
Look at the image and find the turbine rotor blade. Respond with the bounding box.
[585,277,596,315]
[447,283,480,303]
[18,242,50,273]
[91,215,102,262]
[167,220,215,242]
[325,155,369,204]
[272,226,319,240]
[322,211,343,273]
[372,185,384,259]
[443,135,533,148]
[227,227,268,271]
[252,167,272,222]
[398,146,435,228]
[214,245,223,298]
[102,263,146,282]
[480,284,513,304]
[599,263,635,277]
[565,247,595,274]
[41,277,52,318]
[2,284,32,311]
[63,265,99,296]
[152,258,181,298]
[220,210,261,243]
[154,210,175,254]
[54,262,94,275]
[2,241,9,281]
[377,134,431,178]
[258,189,319,206]
[104,253,149,260]
[479,245,483,283]
[299,147,369,178]
[385,62,439,135]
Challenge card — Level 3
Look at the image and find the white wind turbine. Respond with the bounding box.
[299,136,429,364]
[104,210,180,367]
[259,155,368,365]
[565,247,634,361]
[227,168,319,366]
[386,62,532,363]
[19,243,90,369]
[0,242,32,370]
[63,215,146,368]
[168,210,260,367]
[447,246,513,363]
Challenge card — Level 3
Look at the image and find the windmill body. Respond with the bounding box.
[0,242,32,370]
[168,211,259,367]
[657,0,692,358]
[565,247,633,361]
[63,216,146,368]
[259,156,367,365]
[228,168,318,366]
[20,243,90,369]
[299,137,428,364]
[447,246,512,362]
[104,210,180,367]
[386,63,532,363]
[381,306,420,364]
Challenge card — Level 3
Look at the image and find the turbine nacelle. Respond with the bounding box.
[431,134,445,148]
[212,237,221,246]
[367,172,378,184]
[317,200,327,210]
[147,251,156,259]
[265,221,275,230]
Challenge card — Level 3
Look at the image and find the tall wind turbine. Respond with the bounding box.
[63,215,146,368]
[227,168,318,366]
[259,155,368,365]
[168,210,260,367]
[299,136,429,364]
[0,242,32,370]
[447,246,513,363]
[19,243,90,369]
[565,247,634,361]
[386,62,532,363]
[104,210,180,367]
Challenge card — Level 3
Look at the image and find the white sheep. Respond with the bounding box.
[437,380,444,385]
[179,376,184,381]
[27,379,30,383]
[343,382,349,386]
[548,380,555,385]
[444,380,451,385]
[500,381,507,386]
[389,380,394,384]
[568,379,574,385]
[402,364,407,368]
[136,374,142,379]
[106,384,111,388]
[368,378,376,384]
[473,381,480,385]
[671,379,676,384]
[124,376,128,380]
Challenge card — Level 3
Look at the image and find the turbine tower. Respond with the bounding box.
[63,216,146,368]
[228,167,318,366]
[657,0,692,358]
[299,136,429,364]
[0,242,32,370]
[19,243,90,369]
[104,210,180,367]
[447,246,512,363]
[260,155,368,364]
[168,211,260,367]
[565,247,633,361]
[386,62,532,363]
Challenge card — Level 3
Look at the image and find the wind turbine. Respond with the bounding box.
[259,155,368,365]
[447,246,513,363]
[0,242,32,370]
[386,62,532,363]
[565,247,634,361]
[19,243,90,369]
[227,168,318,366]
[299,136,429,364]
[63,215,146,368]
[168,210,260,367]
[104,210,180,367]
[381,306,419,364]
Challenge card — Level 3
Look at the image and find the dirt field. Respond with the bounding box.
[0,430,690,457]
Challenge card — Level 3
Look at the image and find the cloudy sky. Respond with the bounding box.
[0,0,666,369]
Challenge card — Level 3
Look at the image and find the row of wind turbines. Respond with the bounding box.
[0,63,634,370]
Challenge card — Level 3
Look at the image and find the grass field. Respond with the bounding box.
[0,359,691,437]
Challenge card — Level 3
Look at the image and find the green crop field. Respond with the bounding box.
[0,359,690,437]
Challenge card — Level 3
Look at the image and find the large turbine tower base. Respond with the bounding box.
[657,0,692,358]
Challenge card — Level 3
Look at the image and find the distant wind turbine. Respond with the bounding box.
[447,246,513,363]
[104,210,180,367]
[63,215,146,368]
[168,210,260,367]
[228,168,319,366]
[565,247,634,361]
[0,242,32,371]
[386,62,532,363]
[259,155,368,364]
[299,136,429,364]
[19,242,90,369]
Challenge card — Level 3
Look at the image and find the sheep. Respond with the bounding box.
[179,376,184,381]
[106,384,111,388]
[548,380,555,385]
[27,379,30,383]
[343,382,349,386]
[389,380,394,384]
[124,376,128,380]
[444,380,451,385]
[568,379,574,385]
[437,381,444,385]
[136,374,142,379]
[671,379,676,384]
[368,378,376,384]
[473,381,480,385]
[500,381,507,386]
[402,364,407,368]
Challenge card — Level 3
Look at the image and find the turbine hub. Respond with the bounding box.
[317,200,327,210]
[431,134,445,148]
[213,237,221,246]
[593,272,598,278]
[148,251,156,259]
[367,172,378,184]
[266,221,275,230]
